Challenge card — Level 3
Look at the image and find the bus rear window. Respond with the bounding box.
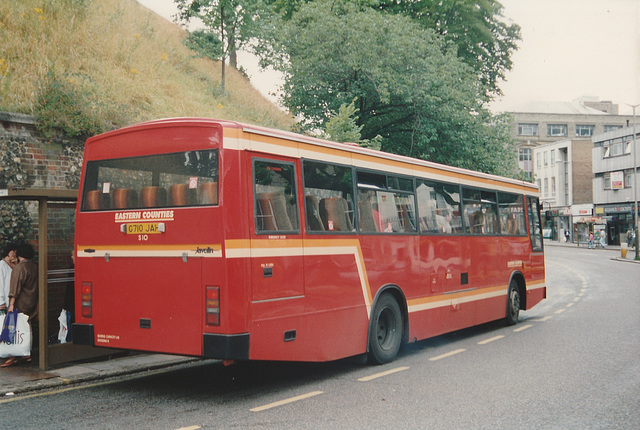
[81,150,219,211]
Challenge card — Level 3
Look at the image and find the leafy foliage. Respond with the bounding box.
[323,98,363,143]
[184,29,224,61]
[175,0,263,91]
[260,0,520,177]
[377,0,521,100]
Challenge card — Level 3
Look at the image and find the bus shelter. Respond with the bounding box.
[1,188,77,370]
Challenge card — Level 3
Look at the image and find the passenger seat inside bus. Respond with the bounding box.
[198,182,218,205]
[86,190,111,210]
[169,184,197,206]
[113,188,138,209]
[140,186,167,208]
[358,199,378,232]
[319,197,353,232]
[305,195,325,231]
[257,192,293,231]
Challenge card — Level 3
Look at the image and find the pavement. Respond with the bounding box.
[1,239,638,398]
[0,353,201,397]
[544,238,640,264]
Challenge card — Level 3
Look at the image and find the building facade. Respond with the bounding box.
[532,139,596,243]
[592,124,640,246]
[509,98,633,179]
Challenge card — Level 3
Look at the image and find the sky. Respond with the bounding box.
[136,0,640,115]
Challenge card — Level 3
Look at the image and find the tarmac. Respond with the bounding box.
[1,239,638,398]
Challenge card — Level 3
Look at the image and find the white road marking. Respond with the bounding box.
[477,335,505,345]
[513,324,533,332]
[358,366,409,382]
[250,391,324,412]
[428,349,466,361]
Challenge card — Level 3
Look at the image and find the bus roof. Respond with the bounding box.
[87,117,538,195]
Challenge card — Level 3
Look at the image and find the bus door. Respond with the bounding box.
[526,196,546,306]
[250,156,304,302]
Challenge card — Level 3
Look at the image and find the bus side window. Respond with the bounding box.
[417,180,461,235]
[527,197,544,251]
[302,160,354,233]
[254,159,299,234]
[462,188,498,235]
[498,192,526,236]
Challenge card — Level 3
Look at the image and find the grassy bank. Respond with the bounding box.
[0,0,293,137]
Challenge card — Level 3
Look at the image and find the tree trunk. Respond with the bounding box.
[228,33,237,69]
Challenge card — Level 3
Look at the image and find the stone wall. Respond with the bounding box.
[1,112,83,333]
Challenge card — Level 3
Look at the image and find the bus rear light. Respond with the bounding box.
[206,286,220,326]
[81,282,93,318]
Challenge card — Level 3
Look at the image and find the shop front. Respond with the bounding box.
[596,204,637,246]
[542,206,572,242]
[571,204,602,245]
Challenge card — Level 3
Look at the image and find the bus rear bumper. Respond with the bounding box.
[72,323,95,346]
[203,333,250,360]
[71,324,249,360]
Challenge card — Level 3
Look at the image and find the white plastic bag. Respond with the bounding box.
[0,312,32,358]
[58,309,69,344]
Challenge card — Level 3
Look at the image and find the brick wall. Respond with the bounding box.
[1,112,83,337]
[571,140,594,204]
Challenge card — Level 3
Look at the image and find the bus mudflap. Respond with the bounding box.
[203,333,250,359]
[72,323,95,346]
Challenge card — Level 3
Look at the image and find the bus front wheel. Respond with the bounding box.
[368,294,403,365]
[506,280,520,326]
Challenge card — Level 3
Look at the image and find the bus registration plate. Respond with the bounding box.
[124,223,164,234]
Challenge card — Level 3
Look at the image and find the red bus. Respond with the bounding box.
[73,118,545,364]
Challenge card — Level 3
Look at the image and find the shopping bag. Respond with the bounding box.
[0,312,32,358]
[58,309,69,344]
[0,310,18,343]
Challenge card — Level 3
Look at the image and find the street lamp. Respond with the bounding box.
[627,103,639,259]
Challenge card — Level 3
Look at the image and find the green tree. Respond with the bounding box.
[377,0,521,100]
[183,29,224,61]
[175,0,261,92]
[266,0,520,100]
[259,0,519,177]
[323,98,363,143]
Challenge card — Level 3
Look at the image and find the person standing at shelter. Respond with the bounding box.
[2,243,37,367]
[0,243,18,315]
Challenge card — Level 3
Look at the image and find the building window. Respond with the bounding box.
[544,178,548,196]
[551,177,556,196]
[544,151,548,166]
[550,149,556,165]
[611,142,624,157]
[518,147,531,162]
[536,152,541,168]
[604,173,610,189]
[518,123,538,136]
[604,125,623,132]
[547,124,567,137]
[576,124,595,137]
[625,169,633,188]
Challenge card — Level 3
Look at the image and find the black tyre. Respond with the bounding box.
[368,294,403,364]
[506,279,520,326]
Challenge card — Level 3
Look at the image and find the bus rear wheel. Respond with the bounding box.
[368,294,403,364]
[506,279,520,326]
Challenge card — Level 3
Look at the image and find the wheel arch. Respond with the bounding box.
[367,284,409,353]
[509,271,527,310]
